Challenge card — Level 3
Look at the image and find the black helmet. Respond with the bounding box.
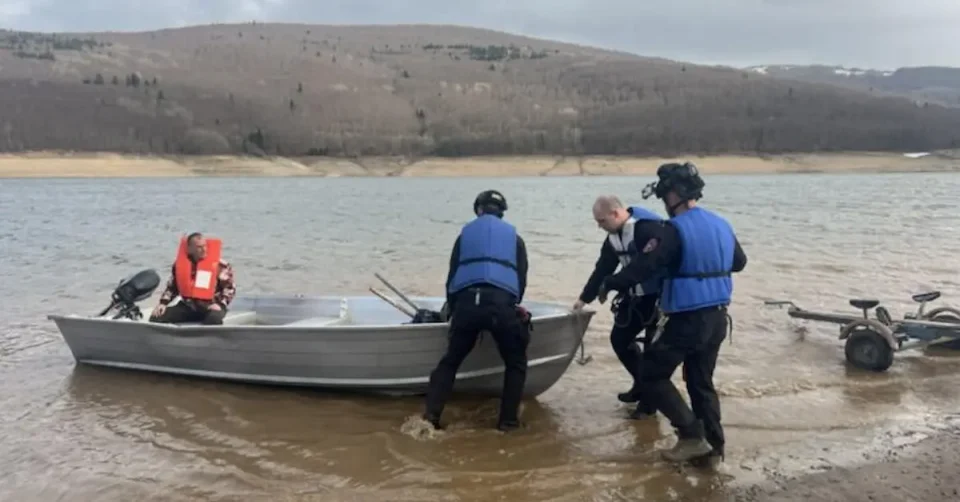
[474,189,508,216]
[641,162,705,202]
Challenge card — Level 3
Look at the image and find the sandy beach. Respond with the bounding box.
[1,150,959,178]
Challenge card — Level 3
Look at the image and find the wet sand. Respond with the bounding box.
[722,421,960,502]
[0,150,959,177]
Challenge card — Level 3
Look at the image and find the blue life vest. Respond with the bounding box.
[607,205,665,297]
[447,214,520,297]
[660,207,736,314]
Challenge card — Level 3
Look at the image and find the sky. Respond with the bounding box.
[2,0,959,69]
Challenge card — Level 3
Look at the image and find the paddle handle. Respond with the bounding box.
[369,287,416,318]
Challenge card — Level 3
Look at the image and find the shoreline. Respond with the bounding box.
[721,421,960,502]
[1,150,959,178]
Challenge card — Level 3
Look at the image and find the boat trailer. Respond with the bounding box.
[764,290,960,372]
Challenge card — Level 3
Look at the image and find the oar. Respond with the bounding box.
[369,287,416,318]
[374,272,421,312]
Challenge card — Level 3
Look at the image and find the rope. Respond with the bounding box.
[611,293,655,333]
[574,311,593,365]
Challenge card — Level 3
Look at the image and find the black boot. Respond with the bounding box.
[496,419,521,432]
[617,382,643,403]
[422,412,443,430]
[629,402,656,419]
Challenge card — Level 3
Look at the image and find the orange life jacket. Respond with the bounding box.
[174,236,223,301]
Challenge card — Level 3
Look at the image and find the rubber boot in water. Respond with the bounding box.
[661,421,714,462]
[689,449,724,469]
[422,412,443,430]
[496,419,521,432]
[629,402,656,419]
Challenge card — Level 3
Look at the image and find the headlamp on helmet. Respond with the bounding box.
[641,162,705,202]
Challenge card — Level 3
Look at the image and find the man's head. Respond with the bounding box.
[185,232,207,261]
[592,195,631,233]
[642,162,705,217]
[474,189,508,218]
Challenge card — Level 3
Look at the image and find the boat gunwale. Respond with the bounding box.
[46,294,596,332]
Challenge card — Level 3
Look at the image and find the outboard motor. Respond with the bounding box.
[407,301,451,325]
[97,269,162,320]
[409,308,446,324]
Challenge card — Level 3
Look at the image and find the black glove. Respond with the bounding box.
[597,278,610,305]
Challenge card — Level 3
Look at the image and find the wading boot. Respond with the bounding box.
[496,420,521,432]
[629,402,656,420]
[689,449,724,469]
[617,382,643,403]
[422,412,444,430]
[661,421,714,462]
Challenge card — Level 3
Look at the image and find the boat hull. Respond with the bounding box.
[47,294,596,398]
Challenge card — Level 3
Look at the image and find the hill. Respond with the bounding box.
[744,64,960,109]
[2,23,960,158]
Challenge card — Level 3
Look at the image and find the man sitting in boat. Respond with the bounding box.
[149,232,236,325]
[423,189,531,432]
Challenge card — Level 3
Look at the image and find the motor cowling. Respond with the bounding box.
[99,269,161,320]
[113,269,161,306]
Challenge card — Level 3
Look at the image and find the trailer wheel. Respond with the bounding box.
[844,328,894,372]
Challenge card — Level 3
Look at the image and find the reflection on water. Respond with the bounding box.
[2,172,960,501]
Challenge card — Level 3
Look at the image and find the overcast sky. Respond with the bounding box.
[2,0,959,69]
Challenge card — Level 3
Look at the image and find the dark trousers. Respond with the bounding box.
[609,294,659,386]
[424,286,530,425]
[637,306,727,456]
[150,302,226,325]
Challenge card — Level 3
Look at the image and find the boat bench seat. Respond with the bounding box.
[170,310,259,327]
[284,315,349,327]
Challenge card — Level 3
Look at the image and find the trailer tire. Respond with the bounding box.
[844,328,894,372]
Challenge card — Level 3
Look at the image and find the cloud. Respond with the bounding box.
[2,0,959,68]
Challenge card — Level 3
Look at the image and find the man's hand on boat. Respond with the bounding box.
[151,303,167,318]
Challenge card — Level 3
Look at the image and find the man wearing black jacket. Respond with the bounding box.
[601,162,747,465]
[574,195,666,418]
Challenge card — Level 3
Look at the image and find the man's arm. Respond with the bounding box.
[445,236,461,307]
[515,234,528,304]
[214,261,236,308]
[578,239,620,303]
[731,236,747,272]
[604,222,682,293]
[157,264,179,305]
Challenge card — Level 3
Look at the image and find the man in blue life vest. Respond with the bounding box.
[599,162,747,465]
[422,189,530,432]
[573,195,666,419]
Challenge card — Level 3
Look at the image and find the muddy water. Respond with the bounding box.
[2,173,960,501]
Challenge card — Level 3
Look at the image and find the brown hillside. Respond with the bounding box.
[1,22,960,157]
